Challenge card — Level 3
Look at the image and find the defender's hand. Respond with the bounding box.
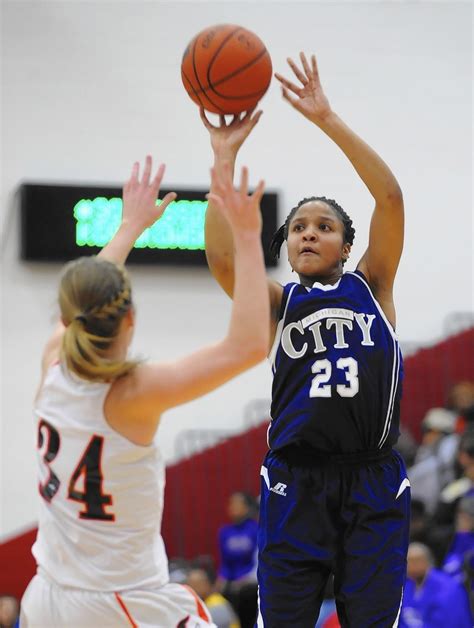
[206,162,265,235]
[122,155,177,233]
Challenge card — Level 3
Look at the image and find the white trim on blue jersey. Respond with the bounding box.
[268,283,298,373]
[347,272,402,449]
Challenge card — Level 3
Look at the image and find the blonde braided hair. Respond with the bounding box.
[59,257,138,382]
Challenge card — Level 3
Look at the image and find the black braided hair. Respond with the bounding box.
[269,196,356,262]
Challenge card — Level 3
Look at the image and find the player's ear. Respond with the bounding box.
[342,243,351,261]
[125,306,135,328]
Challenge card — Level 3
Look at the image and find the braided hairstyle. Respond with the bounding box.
[59,257,137,382]
[269,196,356,264]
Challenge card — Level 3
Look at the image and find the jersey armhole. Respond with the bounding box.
[347,271,398,338]
[353,268,369,283]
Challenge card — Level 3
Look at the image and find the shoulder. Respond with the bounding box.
[268,279,284,320]
[346,270,397,330]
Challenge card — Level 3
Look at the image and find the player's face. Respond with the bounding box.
[407,547,430,582]
[228,494,249,522]
[286,201,350,285]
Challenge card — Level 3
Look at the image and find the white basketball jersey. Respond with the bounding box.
[32,362,170,592]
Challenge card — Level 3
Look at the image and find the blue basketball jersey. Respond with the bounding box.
[268,270,403,453]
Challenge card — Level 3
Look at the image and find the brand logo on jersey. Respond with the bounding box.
[270,482,287,496]
[281,309,376,360]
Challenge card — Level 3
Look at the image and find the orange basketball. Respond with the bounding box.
[181,24,272,115]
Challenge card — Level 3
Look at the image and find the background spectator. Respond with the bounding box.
[399,542,472,627]
[408,407,459,514]
[217,492,258,628]
[434,431,474,529]
[0,595,19,628]
[448,381,474,433]
[442,495,474,599]
[187,567,240,628]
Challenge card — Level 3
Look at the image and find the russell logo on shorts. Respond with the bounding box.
[270,482,287,496]
[260,466,288,496]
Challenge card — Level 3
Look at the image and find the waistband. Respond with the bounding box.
[275,444,393,467]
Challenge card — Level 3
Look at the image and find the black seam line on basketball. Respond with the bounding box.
[197,47,269,97]
[205,88,268,101]
[191,33,227,114]
[182,69,206,109]
[206,26,243,92]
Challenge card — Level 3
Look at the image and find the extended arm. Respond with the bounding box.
[40,157,176,372]
[201,109,283,335]
[276,54,404,324]
[113,164,270,432]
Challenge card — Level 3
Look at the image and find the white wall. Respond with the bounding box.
[1,1,472,536]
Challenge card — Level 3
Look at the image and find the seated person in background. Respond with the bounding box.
[0,595,19,628]
[434,431,474,528]
[217,492,258,628]
[408,407,459,514]
[448,381,474,433]
[399,542,472,628]
[187,567,240,628]
[442,495,474,588]
[409,499,448,566]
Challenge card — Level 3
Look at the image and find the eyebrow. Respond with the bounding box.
[291,214,337,224]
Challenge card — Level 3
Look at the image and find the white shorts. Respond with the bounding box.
[21,571,216,628]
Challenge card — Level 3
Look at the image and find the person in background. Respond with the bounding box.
[0,595,19,628]
[187,567,240,628]
[408,407,459,514]
[408,498,446,566]
[448,381,474,433]
[434,431,474,528]
[217,492,258,628]
[442,495,474,589]
[399,542,472,627]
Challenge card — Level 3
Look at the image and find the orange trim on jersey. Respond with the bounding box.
[181,584,211,622]
[114,593,138,628]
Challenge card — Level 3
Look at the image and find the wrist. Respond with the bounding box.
[232,228,262,244]
[117,220,145,242]
[309,109,339,130]
[213,147,238,163]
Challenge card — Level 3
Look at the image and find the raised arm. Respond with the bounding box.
[275,53,404,324]
[113,164,271,432]
[41,157,176,373]
[201,109,262,296]
[99,157,176,264]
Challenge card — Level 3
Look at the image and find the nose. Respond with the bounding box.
[302,228,317,241]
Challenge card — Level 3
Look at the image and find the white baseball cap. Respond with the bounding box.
[422,407,457,433]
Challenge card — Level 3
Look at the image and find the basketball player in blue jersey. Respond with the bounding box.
[201,52,410,627]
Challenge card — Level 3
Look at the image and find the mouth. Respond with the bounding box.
[300,247,319,256]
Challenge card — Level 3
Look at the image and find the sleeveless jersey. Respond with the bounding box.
[32,362,169,591]
[268,271,403,453]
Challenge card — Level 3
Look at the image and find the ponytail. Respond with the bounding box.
[59,257,138,382]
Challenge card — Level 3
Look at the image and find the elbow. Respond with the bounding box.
[235,340,268,368]
[248,343,269,365]
[386,183,403,209]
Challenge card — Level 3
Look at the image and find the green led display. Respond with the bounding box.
[73,197,207,250]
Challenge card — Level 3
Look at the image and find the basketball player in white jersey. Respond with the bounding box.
[20,156,269,627]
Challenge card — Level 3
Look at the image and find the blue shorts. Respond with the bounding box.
[256,447,410,627]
